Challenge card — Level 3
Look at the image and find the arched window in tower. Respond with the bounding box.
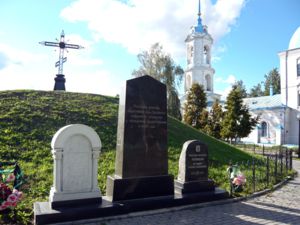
[187,46,194,65]
[297,58,300,76]
[186,74,192,91]
[204,46,210,65]
[261,121,268,137]
[205,74,212,91]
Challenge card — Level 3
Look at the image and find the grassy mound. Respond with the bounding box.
[0,90,253,224]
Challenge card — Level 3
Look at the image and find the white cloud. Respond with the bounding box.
[60,0,245,58]
[67,69,121,96]
[0,52,9,70]
[0,41,110,95]
[215,74,237,99]
[0,43,47,66]
[215,74,236,84]
[216,86,232,100]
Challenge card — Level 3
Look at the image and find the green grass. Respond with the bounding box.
[0,90,288,224]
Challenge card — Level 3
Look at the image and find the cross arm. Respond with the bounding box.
[39,41,60,47]
[64,43,84,49]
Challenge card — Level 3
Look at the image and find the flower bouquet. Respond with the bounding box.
[227,164,246,192]
[0,163,24,211]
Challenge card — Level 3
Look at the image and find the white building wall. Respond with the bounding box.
[241,109,284,145]
[278,48,300,145]
[285,108,299,144]
[279,48,300,110]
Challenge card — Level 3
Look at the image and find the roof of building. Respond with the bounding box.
[289,26,300,50]
[243,94,284,110]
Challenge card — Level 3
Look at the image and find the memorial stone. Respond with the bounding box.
[175,140,214,194]
[106,75,174,201]
[49,124,102,208]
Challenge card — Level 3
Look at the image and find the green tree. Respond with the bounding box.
[249,82,264,97]
[205,99,223,139]
[264,68,280,95]
[221,85,258,143]
[234,80,248,98]
[168,88,182,121]
[183,83,207,129]
[199,110,209,130]
[132,43,184,120]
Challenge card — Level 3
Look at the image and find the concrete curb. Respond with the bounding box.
[53,173,297,225]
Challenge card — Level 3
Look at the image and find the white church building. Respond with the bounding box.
[182,2,300,145]
[243,31,300,145]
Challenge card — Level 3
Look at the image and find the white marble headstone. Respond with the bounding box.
[49,124,102,204]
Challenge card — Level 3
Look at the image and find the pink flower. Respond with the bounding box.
[13,189,23,200]
[2,201,11,207]
[6,174,15,182]
[0,202,8,211]
[237,174,246,184]
[7,193,18,204]
[11,201,17,207]
[233,177,242,185]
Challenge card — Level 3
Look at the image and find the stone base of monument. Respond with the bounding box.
[34,188,229,224]
[174,179,215,194]
[34,199,123,225]
[106,174,174,201]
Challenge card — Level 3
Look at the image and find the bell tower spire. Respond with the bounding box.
[195,0,204,33]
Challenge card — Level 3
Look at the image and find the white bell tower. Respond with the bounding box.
[184,0,220,103]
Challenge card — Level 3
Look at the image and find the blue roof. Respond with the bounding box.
[243,94,284,110]
[195,17,204,33]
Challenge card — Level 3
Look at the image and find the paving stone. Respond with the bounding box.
[72,160,300,225]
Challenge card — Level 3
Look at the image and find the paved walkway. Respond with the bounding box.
[67,161,300,225]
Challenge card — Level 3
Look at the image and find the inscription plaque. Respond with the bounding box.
[106,75,173,201]
[176,140,214,194]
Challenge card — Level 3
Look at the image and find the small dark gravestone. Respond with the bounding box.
[106,75,174,201]
[175,140,214,194]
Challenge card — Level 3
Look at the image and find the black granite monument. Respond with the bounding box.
[175,140,214,194]
[106,75,174,201]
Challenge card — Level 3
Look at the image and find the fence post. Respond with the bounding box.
[280,151,283,176]
[263,145,265,156]
[228,163,233,197]
[275,153,278,181]
[252,158,256,193]
[290,150,293,170]
[266,156,270,187]
[285,148,288,172]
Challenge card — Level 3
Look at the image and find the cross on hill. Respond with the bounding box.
[39,30,84,91]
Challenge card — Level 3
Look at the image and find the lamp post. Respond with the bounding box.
[297,113,300,158]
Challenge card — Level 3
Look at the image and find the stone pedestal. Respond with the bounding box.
[54,74,66,91]
[106,175,174,201]
[175,180,214,194]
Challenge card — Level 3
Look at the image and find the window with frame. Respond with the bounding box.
[204,46,210,64]
[261,121,268,137]
[205,74,212,91]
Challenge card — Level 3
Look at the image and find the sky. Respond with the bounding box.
[0,0,299,98]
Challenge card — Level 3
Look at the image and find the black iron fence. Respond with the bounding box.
[227,149,293,196]
[233,143,297,157]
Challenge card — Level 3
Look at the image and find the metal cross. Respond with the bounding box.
[39,30,84,75]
